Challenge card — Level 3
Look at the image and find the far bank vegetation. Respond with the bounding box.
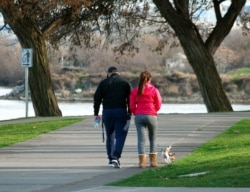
[0,29,250,103]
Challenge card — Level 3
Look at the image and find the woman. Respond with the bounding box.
[129,71,162,168]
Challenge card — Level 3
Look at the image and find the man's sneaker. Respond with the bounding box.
[111,159,121,168]
[108,161,114,167]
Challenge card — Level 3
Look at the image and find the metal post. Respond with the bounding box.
[21,48,32,118]
[25,67,29,118]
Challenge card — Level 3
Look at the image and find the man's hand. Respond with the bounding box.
[95,115,101,121]
[94,115,101,128]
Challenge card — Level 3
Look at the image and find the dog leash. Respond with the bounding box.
[101,120,104,143]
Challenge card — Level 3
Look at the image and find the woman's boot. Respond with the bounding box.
[138,154,147,168]
[149,153,158,167]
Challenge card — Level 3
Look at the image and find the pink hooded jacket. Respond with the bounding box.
[129,82,162,116]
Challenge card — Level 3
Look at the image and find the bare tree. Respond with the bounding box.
[223,29,250,69]
[0,40,23,86]
[108,0,247,112]
[152,0,247,112]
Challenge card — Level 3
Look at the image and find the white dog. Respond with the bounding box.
[161,146,175,164]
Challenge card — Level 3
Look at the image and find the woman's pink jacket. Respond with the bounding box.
[129,82,162,116]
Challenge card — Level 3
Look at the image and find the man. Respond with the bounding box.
[93,66,131,168]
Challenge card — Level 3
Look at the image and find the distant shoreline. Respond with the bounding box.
[1,94,250,105]
[1,86,250,104]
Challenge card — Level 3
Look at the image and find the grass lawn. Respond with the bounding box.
[108,119,250,187]
[0,117,83,148]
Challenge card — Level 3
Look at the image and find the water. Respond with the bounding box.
[0,87,250,121]
[0,87,13,96]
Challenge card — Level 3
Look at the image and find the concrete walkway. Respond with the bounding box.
[0,112,249,192]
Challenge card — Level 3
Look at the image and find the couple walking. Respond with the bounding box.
[93,66,162,168]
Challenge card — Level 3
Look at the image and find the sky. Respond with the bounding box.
[198,0,250,22]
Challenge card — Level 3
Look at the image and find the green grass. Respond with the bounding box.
[0,118,83,148]
[230,68,250,80]
[108,119,250,187]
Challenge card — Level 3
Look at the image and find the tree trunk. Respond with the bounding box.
[1,12,62,116]
[174,28,233,112]
[179,33,233,112]
[28,34,62,116]
[153,0,233,112]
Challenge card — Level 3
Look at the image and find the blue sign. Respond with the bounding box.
[21,49,33,67]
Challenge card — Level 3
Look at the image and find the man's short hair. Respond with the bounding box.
[107,66,117,73]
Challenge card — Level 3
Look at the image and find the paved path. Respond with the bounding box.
[0,112,249,192]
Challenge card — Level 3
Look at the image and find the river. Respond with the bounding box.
[0,87,249,121]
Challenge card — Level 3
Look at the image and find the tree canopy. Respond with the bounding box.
[0,0,114,116]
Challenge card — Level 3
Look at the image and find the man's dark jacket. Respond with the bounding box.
[94,73,131,116]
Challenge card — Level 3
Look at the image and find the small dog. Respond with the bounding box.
[161,146,175,164]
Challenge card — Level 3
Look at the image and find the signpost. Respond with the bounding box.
[21,48,33,118]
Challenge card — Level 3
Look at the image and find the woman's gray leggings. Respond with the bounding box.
[134,115,157,154]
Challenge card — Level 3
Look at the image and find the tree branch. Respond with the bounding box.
[42,17,67,37]
[0,23,9,31]
[213,0,222,21]
[173,0,189,18]
[206,0,246,54]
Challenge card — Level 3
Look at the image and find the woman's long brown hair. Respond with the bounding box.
[137,71,152,96]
